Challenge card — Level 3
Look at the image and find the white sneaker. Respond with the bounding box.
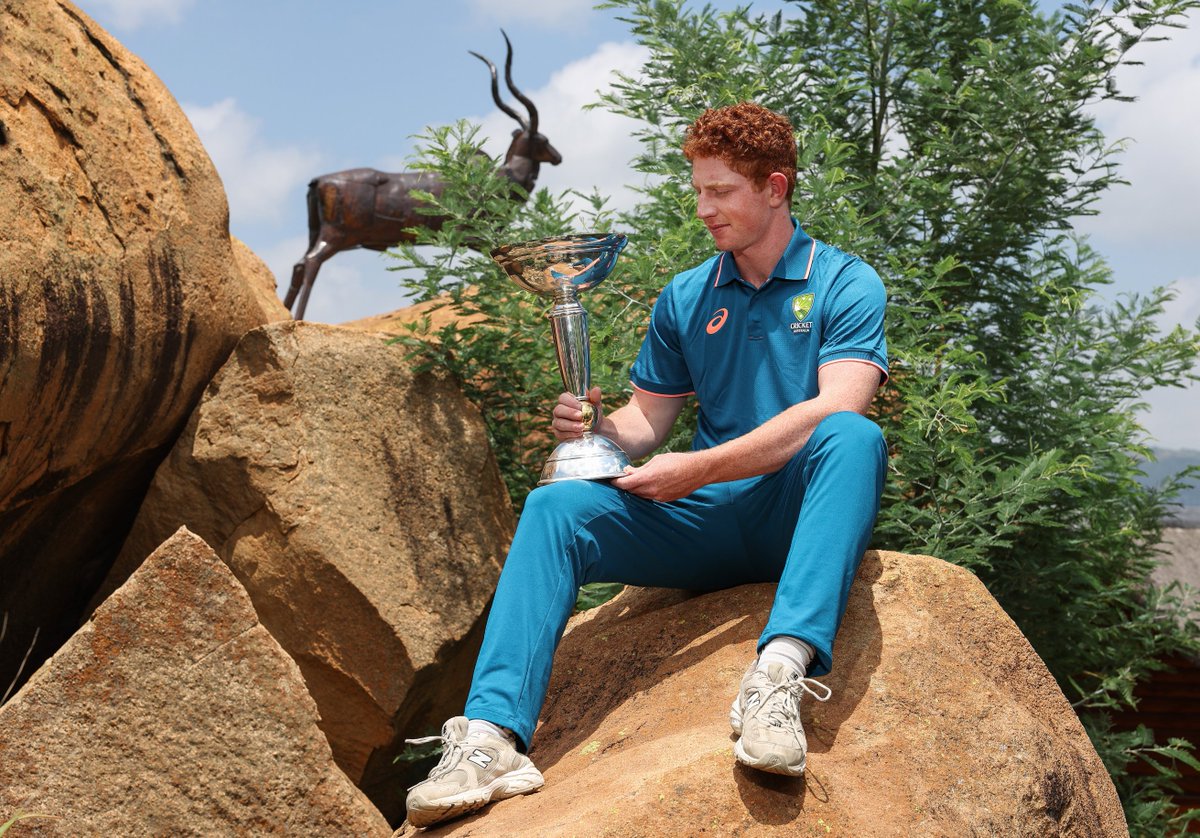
[404,717,544,828]
[730,662,831,776]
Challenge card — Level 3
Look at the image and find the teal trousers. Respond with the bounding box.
[464,411,887,749]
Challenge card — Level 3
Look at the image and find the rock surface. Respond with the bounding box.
[0,0,268,688]
[233,235,292,323]
[341,292,485,337]
[99,320,514,823]
[0,528,391,836]
[411,551,1126,837]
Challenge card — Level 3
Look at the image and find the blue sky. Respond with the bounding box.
[74,0,1199,449]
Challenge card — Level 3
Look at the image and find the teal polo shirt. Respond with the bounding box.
[629,220,888,452]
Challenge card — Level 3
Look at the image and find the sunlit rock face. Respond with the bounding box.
[0,0,270,691]
[100,320,514,823]
[415,551,1127,837]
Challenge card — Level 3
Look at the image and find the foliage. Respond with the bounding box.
[386,124,659,608]
[388,121,648,507]
[1085,716,1200,834]
[388,1,1200,830]
[0,812,59,835]
[0,613,38,706]
[574,582,626,613]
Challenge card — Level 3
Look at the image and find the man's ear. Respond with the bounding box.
[767,172,790,206]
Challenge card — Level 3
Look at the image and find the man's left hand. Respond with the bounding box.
[610,452,706,502]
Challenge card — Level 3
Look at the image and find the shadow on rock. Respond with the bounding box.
[807,552,883,756]
[732,763,807,825]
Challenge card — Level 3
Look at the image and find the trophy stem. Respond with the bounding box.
[548,287,594,430]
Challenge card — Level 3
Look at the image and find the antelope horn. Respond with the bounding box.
[469,49,527,129]
[500,30,538,136]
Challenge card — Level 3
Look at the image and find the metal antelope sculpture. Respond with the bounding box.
[284,33,562,320]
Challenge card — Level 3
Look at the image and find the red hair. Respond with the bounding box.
[683,102,796,200]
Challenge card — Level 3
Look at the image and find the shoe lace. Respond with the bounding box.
[756,676,832,734]
[403,729,466,788]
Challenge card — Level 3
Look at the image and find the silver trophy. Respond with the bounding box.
[491,233,632,485]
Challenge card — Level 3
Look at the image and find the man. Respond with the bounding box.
[405,101,888,829]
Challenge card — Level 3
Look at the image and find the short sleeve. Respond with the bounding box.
[629,281,695,396]
[817,260,889,382]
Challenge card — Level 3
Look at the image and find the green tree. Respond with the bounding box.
[390,1,1200,831]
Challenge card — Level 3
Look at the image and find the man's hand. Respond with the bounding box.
[552,386,603,441]
[610,451,707,502]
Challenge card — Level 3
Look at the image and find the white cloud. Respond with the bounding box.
[1078,13,1200,245]
[1141,274,1200,450]
[467,0,595,28]
[1160,275,1200,331]
[83,0,193,30]
[1070,14,1200,452]
[183,98,322,228]
[1141,383,1200,451]
[472,40,652,215]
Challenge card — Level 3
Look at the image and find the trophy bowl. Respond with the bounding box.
[491,233,627,296]
[490,233,632,485]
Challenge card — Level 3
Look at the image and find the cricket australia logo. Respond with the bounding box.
[466,749,494,769]
[790,293,814,334]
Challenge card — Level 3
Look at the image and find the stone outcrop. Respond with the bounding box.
[98,320,513,823]
[0,0,269,690]
[0,528,391,836]
[411,551,1126,837]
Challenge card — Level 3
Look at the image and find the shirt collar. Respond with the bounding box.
[710,218,816,286]
[713,219,816,287]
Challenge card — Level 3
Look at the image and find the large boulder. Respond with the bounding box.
[0,528,391,835]
[0,0,269,691]
[414,551,1126,837]
[98,320,514,823]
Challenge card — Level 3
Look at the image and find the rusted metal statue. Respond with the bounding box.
[284,33,562,320]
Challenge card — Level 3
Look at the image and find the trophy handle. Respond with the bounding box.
[548,287,596,431]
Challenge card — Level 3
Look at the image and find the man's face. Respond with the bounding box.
[691,155,784,254]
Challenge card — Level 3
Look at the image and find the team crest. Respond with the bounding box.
[791,293,814,322]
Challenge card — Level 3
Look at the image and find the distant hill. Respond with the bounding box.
[1141,448,1200,525]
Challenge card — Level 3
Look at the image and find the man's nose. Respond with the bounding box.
[696,196,715,218]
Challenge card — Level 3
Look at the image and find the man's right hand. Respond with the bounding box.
[552,387,603,441]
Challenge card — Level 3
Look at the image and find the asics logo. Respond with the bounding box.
[466,749,493,769]
[706,307,729,334]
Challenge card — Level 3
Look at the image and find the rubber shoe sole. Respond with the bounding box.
[732,736,806,776]
[406,765,545,828]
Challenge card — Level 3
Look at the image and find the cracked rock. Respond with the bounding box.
[0,527,391,836]
[96,320,514,824]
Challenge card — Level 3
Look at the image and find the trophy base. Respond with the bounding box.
[538,434,632,486]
